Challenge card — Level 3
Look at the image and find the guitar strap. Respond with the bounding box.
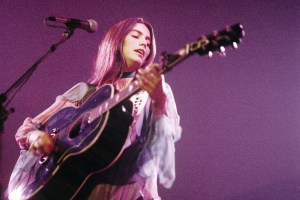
[120,71,136,78]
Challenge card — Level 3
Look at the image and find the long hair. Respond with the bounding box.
[89,18,156,86]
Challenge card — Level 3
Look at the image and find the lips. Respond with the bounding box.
[134,49,145,57]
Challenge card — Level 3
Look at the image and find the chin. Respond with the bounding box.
[126,60,143,71]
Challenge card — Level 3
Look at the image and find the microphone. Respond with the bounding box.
[46,16,98,33]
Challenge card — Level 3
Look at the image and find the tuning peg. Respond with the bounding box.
[232,42,238,49]
[218,46,226,56]
[208,51,213,58]
[220,46,225,52]
[240,24,246,37]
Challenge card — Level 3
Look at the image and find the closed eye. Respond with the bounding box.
[131,34,150,47]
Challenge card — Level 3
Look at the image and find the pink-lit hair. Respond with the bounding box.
[88,18,156,86]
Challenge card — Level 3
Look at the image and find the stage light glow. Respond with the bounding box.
[8,187,23,200]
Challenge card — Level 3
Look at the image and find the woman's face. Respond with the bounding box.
[123,23,151,72]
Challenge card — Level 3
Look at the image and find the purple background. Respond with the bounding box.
[1,0,299,199]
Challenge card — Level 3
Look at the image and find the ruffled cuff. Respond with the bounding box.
[150,113,182,188]
[15,117,41,150]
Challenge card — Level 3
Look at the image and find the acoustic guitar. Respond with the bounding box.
[8,23,244,200]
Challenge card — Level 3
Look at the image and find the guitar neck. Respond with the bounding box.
[90,23,244,120]
[110,38,206,103]
[160,38,210,74]
[108,38,205,106]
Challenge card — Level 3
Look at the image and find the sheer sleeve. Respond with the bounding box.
[15,117,44,150]
[15,82,94,149]
[149,78,182,188]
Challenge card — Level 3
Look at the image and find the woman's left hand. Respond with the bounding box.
[136,63,166,109]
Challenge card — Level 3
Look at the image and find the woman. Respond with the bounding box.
[9,18,181,200]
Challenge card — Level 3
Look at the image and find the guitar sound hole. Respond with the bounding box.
[69,119,82,139]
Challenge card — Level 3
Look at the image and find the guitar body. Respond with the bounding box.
[8,85,133,200]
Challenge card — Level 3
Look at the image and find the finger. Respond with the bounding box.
[29,134,53,155]
[145,63,160,71]
[141,65,159,75]
[146,65,162,81]
[28,141,37,153]
[29,140,42,155]
[148,64,160,73]
[38,136,54,155]
[136,77,154,95]
[136,74,156,90]
[138,69,161,85]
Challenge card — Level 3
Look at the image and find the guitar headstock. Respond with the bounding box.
[160,23,245,73]
[196,23,245,57]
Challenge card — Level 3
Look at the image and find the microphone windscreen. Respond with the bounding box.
[87,19,98,33]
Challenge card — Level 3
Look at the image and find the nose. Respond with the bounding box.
[139,39,147,48]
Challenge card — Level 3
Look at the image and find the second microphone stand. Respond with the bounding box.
[0,28,76,199]
[0,28,75,134]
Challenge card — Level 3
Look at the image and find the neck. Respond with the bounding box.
[114,77,134,91]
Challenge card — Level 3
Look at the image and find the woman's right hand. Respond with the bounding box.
[28,130,54,155]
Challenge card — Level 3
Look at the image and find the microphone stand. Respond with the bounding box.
[0,28,75,198]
